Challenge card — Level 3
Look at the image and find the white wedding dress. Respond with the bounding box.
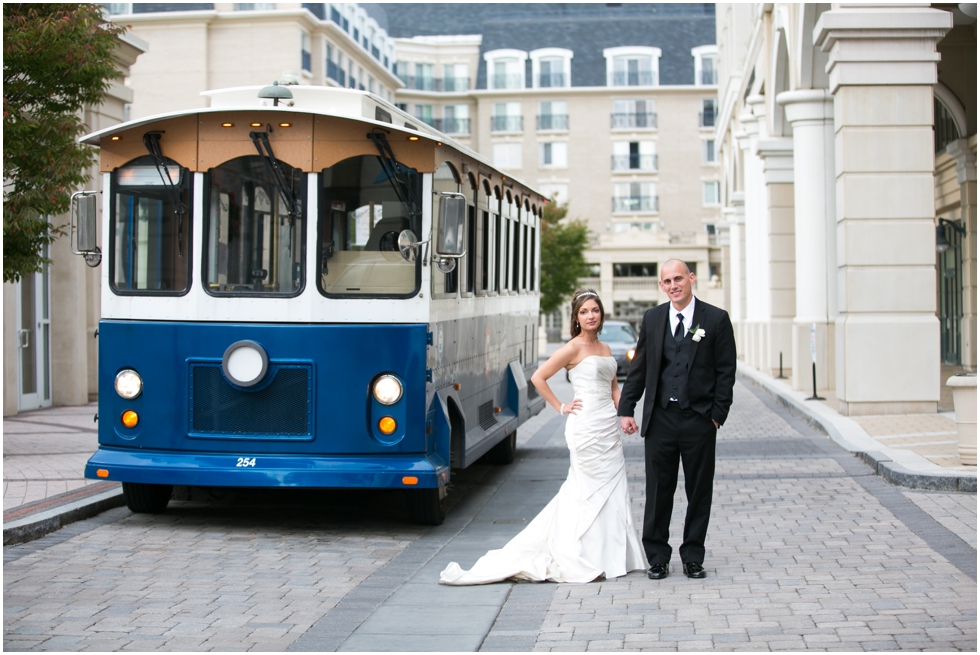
[439,356,648,585]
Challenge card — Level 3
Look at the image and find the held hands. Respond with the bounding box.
[620,417,638,435]
[559,398,584,415]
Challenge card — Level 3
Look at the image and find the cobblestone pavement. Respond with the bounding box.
[4,379,976,652]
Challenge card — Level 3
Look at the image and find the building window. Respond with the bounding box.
[613,263,658,277]
[491,102,522,133]
[702,139,716,164]
[539,142,568,168]
[702,181,720,206]
[437,104,470,134]
[700,98,716,128]
[411,62,435,91]
[530,48,573,88]
[613,182,657,213]
[104,3,133,14]
[691,45,717,86]
[301,32,311,72]
[394,61,409,85]
[493,143,522,169]
[442,63,469,92]
[611,99,657,129]
[485,49,528,90]
[414,104,434,127]
[395,102,408,112]
[612,141,656,171]
[604,47,660,87]
[537,100,568,131]
[538,183,568,205]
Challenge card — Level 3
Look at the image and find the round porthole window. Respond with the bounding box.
[222,340,269,388]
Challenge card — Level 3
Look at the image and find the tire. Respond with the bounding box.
[406,487,446,525]
[122,482,173,514]
[484,430,517,465]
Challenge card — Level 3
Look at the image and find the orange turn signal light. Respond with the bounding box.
[402,476,418,485]
[96,469,109,478]
[121,410,139,428]
[378,416,396,435]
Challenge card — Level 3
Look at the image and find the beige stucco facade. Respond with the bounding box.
[714,2,977,416]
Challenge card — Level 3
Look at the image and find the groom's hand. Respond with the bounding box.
[621,417,638,435]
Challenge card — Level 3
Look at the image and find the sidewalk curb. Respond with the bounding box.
[738,364,977,493]
[3,488,126,546]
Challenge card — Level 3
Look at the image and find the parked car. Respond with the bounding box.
[601,320,639,378]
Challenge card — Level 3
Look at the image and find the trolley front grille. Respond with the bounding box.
[478,400,497,431]
[190,364,312,436]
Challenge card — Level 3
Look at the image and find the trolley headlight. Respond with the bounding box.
[373,375,403,405]
[115,369,143,399]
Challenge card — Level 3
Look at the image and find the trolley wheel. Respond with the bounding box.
[406,487,446,526]
[485,430,517,465]
[122,482,173,514]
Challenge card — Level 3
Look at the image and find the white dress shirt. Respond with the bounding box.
[667,297,697,339]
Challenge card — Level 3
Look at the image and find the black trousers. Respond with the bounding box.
[643,403,716,566]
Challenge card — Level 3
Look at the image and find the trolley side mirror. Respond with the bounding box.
[435,194,466,257]
[70,191,102,267]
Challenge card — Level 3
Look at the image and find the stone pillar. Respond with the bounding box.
[756,139,796,378]
[723,192,746,359]
[778,89,838,392]
[945,138,977,372]
[49,227,91,407]
[815,4,952,415]
[737,95,768,369]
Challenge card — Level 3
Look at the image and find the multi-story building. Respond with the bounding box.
[105,2,402,120]
[382,3,723,334]
[713,3,976,415]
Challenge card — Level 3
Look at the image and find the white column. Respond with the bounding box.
[778,89,837,392]
[756,138,795,378]
[815,4,952,415]
[722,192,746,359]
[738,95,768,369]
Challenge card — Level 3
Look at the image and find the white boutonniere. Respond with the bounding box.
[689,324,706,342]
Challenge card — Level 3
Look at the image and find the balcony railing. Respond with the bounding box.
[442,76,469,92]
[699,110,716,128]
[537,72,565,88]
[611,154,658,171]
[491,115,523,132]
[403,76,437,91]
[491,73,523,89]
[415,115,436,127]
[611,112,658,129]
[536,114,569,131]
[608,70,656,87]
[612,196,659,213]
[612,278,660,292]
[433,117,471,134]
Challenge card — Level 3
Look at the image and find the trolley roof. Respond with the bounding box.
[81,85,539,197]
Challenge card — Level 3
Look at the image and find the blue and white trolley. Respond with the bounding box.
[75,84,546,524]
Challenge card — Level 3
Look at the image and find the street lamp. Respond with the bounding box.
[936,218,966,254]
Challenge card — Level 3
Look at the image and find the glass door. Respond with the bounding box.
[939,222,963,365]
[16,253,51,411]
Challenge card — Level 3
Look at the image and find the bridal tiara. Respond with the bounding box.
[574,291,598,301]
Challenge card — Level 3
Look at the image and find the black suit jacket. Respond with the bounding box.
[618,298,737,436]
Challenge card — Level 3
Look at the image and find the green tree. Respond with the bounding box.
[3,3,123,282]
[539,198,591,316]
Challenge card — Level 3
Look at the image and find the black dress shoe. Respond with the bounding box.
[683,562,706,579]
[647,563,668,579]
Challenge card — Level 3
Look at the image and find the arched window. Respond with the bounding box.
[432,162,461,297]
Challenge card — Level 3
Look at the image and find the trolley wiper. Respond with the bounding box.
[142,132,187,257]
[249,128,300,220]
[366,130,421,224]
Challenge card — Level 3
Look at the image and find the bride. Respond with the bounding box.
[439,289,648,585]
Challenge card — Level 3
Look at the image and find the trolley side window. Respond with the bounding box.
[318,155,421,297]
[110,156,192,295]
[202,156,306,296]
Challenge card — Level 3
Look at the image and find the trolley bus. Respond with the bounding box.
[74,83,546,524]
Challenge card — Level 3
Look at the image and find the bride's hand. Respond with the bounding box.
[561,398,584,415]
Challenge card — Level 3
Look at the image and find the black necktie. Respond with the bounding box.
[675,313,684,340]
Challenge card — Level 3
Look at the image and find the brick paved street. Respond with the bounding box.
[4,378,976,651]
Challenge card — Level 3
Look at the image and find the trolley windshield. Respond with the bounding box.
[318,155,421,297]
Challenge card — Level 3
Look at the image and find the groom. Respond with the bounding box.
[619,259,736,579]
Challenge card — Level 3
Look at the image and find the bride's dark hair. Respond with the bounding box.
[569,288,605,339]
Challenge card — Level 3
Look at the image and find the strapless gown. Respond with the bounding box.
[439,356,648,584]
